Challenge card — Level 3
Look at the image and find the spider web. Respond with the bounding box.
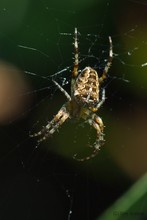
[0,0,147,219]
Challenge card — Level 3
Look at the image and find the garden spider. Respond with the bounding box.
[30,28,113,161]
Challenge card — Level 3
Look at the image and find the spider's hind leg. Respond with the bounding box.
[73,114,105,162]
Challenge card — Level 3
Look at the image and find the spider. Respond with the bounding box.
[30,28,113,161]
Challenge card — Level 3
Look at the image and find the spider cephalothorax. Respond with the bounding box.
[30,28,113,161]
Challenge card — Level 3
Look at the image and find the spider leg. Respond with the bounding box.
[95,89,106,110]
[53,80,71,101]
[99,36,113,83]
[73,114,104,162]
[72,27,79,78]
[30,105,70,144]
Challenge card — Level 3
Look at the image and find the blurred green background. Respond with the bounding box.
[0,0,147,219]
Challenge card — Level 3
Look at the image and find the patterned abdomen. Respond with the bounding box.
[74,67,99,107]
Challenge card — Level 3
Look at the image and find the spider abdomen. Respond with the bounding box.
[74,67,99,107]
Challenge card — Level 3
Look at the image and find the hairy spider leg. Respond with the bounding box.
[72,27,79,79]
[53,80,71,101]
[99,36,113,83]
[95,89,106,109]
[73,114,104,161]
[91,89,106,112]
[30,106,70,143]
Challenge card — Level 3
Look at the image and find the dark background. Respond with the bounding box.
[0,0,147,219]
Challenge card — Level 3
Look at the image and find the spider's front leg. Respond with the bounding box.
[30,105,70,144]
[99,36,113,83]
[74,114,105,162]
